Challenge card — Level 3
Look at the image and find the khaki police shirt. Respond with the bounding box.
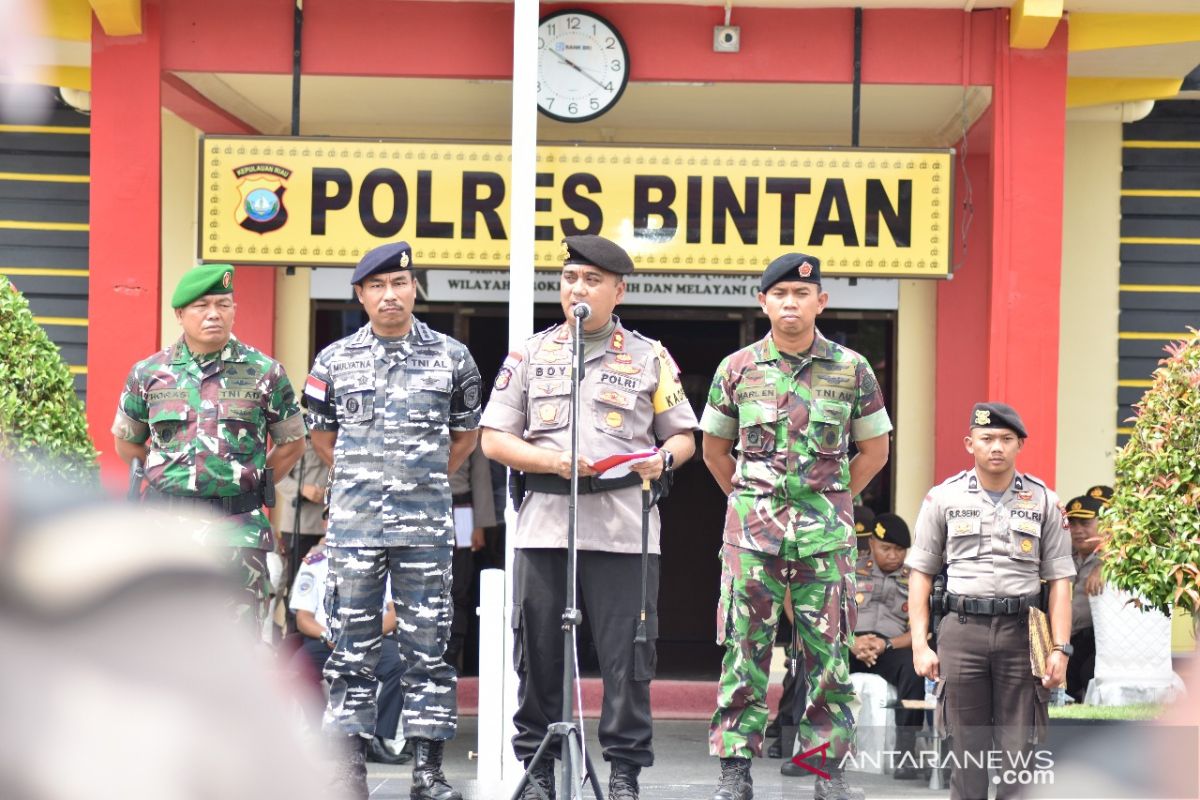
[1072,550,1101,633]
[480,318,699,554]
[854,553,911,639]
[906,469,1076,596]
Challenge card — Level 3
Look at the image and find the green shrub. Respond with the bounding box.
[1105,329,1200,615]
[0,276,98,484]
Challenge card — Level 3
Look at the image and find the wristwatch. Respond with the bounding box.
[884,638,894,651]
[660,449,675,472]
[1052,642,1074,657]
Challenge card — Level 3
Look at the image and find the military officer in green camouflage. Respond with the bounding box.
[701,253,892,800]
[111,263,307,628]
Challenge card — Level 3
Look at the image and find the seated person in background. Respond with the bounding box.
[289,536,411,765]
[768,505,877,759]
[1065,485,1111,704]
[848,513,925,781]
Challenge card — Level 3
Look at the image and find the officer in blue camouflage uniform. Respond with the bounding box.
[305,242,482,800]
[111,263,307,629]
[907,403,1075,800]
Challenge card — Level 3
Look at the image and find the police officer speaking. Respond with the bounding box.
[481,234,699,800]
[701,252,892,800]
[906,402,1075,800]
[305,242,483,800]
[111,263,307,628]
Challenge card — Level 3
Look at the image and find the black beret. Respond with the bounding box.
[1065,495,1105,520]
[1085,484,1114,504]
[853,505,877,538]
[871,512,911,548]
[759,252,821,293]
[562,235,634,275]
[969,402,1027,438]
[351,241,413,284]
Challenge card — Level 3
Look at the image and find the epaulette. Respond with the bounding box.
[941,470,970,487]
[629,329,659,347]
[1021,473,1049,490]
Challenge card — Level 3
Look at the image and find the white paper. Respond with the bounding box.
[594,452,659,479]
[454,506,474,549]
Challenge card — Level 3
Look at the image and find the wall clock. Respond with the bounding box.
[537,9,630,123]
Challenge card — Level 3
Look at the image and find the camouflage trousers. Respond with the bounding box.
[709,543,858,761]
[222,546,268,632]
[322,545,457,740]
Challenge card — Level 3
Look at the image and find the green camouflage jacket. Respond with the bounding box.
[700,330,892,557]
[111,335,306,548]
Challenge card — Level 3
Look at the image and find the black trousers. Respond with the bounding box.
[291,635,404,739]
[446,546,474,670]
[849,645,926,738]
[512,548,659,767]
[1066,626,1096,704]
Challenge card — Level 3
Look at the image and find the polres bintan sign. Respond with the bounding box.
[200,136,953,278]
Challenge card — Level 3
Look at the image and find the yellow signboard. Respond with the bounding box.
[200,136,952,278]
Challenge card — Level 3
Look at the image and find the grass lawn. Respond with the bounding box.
[1048,703,1162,720]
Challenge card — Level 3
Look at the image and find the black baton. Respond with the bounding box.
[634,479,651,644]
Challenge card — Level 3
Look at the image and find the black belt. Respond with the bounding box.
[148,487,264,516]
[452,492,472,506]
[945,592,1041,616]
[525,472,642,495]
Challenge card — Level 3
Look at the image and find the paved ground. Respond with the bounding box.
[364,716,951,799]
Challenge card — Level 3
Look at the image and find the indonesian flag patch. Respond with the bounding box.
[304,374,329,403]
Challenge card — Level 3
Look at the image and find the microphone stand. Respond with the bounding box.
[511,306,604,800]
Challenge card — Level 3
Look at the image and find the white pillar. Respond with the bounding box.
[476,0,538,796]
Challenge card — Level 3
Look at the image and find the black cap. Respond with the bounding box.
[351,241,413,284]
[759,252,821,293]
[1065,495,1104,520]
[1085,485,1114,504]
[969,402,1027,438]
[853,505,877,538]
[871,513,911,548]
[562,235,634,275]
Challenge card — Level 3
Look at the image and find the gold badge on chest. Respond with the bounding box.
[540,404,558,423]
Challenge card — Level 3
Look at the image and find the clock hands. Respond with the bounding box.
[550,48,608,91]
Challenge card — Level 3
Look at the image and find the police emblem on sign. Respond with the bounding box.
[234,163,292,235]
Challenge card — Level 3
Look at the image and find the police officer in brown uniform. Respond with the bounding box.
[906,403,1075,800]
[481,235,699,800]
[848,512,925,780]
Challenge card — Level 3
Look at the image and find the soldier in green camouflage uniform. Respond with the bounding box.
[111,263,307,628]
[700,253,892,800]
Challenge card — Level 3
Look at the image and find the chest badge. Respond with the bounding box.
[539,404,558,424]
[605,411,624,428]
[606,362,642,375]
[1020,538,1034,553]
[346,396,360,414]
[614,353,633,364]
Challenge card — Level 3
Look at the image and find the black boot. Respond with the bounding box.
[608,760,640,800]
[711,757,753,800]
[813,765,864,800]
[518,758,555,800]
[410,738,461,800]
[330,735,368,800]
[892,728,921,780]
[368,736,412,765]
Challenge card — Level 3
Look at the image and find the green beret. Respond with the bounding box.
[172,264,234,309]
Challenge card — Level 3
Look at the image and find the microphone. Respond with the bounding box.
[572,302,592,320]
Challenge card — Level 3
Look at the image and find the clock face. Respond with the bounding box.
[537,10,629,123]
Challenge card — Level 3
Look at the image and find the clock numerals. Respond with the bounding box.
[605,37,616,50]
[566,16,581,30]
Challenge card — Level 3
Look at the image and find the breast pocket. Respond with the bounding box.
[530,384,570,432]
[1010,519,1041,562]
[593,388,637,440]
[407,371,452,424]
[810,398,851,458]
[218,399,263,456]
[947,516,982,562]
[149,407,190,452]
[334,384,374,425]
[738,403,778,455]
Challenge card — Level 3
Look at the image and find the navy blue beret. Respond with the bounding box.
[562,235,634,275]
[970,402,1027,438]
[759,252,822,293]
[351,241,413,284]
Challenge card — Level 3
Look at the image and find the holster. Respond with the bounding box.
[930,573,948,635]
[261,467,275,508]
[509,469,527,512]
